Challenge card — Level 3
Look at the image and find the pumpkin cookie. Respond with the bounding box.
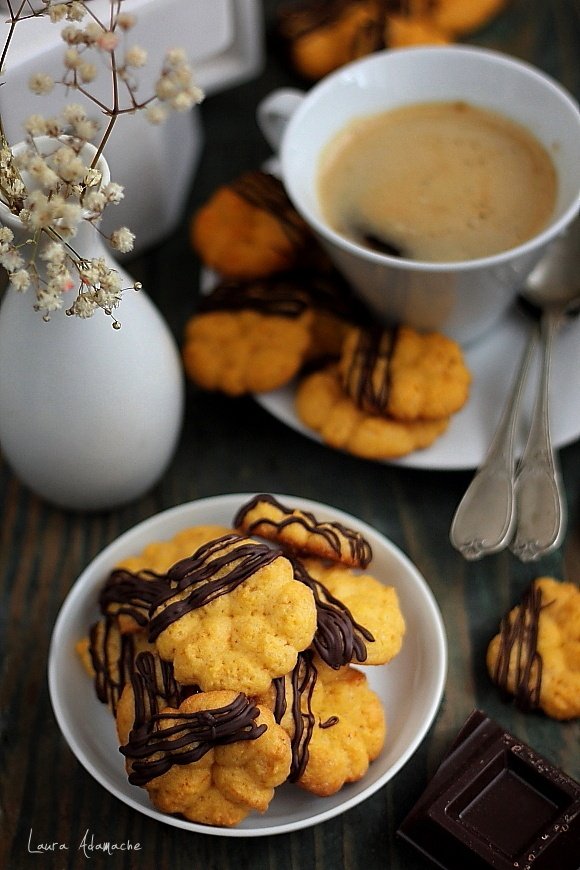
[119,689,291,826]
[234,493,372,568]
[256,651,386,796]
[386,12,451,47]
[191,170,316,279]
[149,533,317,695]
[301,558,406,666]
[182,304,313,396]
[296,364,449,459]
[486,577,580,720]
[340,325,471,422]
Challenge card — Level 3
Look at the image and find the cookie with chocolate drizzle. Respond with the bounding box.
[340,325,471,422]
[149,532,317,696]
[256,650,386,796]
[234,493,373,569]
[191,170,319,280]
[119,689,292,826]
[487,577,580,720]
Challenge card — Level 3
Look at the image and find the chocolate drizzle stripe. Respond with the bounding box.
[131,651,199,732]
[89,616,137,713]
[99,568,167,628]
[120,693,266,786]
[344,327,399,415]
[288,651,318,783]
[492,582,544,712]
[293,559,374,668]
[198,276,311,318]
[148,534,281,641]
[198,269,365,322]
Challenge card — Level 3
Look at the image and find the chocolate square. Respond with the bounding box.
[397,710,580,869]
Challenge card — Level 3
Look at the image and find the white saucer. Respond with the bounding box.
[48,493,446,837]
[255,305,580,470]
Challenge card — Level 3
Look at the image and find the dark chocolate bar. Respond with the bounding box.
[397,710,580,869]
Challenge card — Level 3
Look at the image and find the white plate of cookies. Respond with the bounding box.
[48,493,447,837]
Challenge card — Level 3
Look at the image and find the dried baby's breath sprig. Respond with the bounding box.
[0,0,204,325]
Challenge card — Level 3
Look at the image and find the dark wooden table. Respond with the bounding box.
[2,1,580,868]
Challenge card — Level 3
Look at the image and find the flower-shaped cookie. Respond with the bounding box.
[487,577,580,720]
[191,170,314,279]
[234,493,373,568]
[296,364,449,459]
[182,301,314,396]
[340,325,471,422]
[149,533,317,695]
[119,690,291,826]
[257,651,386,796]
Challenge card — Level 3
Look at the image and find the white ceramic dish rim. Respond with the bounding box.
[48,493,447,838]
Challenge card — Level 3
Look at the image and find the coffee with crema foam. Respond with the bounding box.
[317,101,557,263]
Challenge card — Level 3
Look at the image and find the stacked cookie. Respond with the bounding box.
[78,494,406,826]
[186,169,471,459]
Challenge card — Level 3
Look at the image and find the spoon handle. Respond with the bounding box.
[509,308,567,561]
[449,327,538,560]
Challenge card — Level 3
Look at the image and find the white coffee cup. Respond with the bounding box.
[257,46,580,344]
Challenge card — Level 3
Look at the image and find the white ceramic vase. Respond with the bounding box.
[0,143,184,511]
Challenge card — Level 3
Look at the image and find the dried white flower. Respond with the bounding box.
[9,269,31,291]
[78,62,97,83]
[26,155,60,188]
[109,226,135,253]
[0,247,25,271]
[28,73,55,95]
[97,30,119,52]
[145,104,167,125]
[117,13,137,31]
[24,114,51,136]
[125,45,147,68]
[36,288,65,312]
[68,291,96,318]
[82,189,106,213]
[102,182,124,203]
[39,240,67,264]
[64,47,82,70]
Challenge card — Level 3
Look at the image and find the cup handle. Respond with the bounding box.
[256,88,305,153]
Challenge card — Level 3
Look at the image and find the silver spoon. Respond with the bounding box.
[450,217,580,561]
